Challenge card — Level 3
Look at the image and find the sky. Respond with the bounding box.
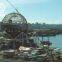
[0,0,62,24]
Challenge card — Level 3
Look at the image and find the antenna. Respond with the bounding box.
[6,0,19,13]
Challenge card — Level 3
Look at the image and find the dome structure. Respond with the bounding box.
[1,13,28,38]
[2,13,27,24]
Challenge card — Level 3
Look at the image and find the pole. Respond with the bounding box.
[6,0,19,13]
[42,36,43,41]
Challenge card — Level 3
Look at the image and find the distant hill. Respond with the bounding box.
[28,23,62,30]
[0,22,62,32]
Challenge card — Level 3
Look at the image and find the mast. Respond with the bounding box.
[6,0,19,13]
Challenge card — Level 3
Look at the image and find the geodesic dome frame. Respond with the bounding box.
[2,13,27,24]
[1,13,28,38]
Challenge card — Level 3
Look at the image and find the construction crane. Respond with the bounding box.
[6,0,19,13]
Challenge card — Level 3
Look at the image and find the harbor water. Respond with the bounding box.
[39,34,62,49]
[34,34,62,49]
[49,34,62,49]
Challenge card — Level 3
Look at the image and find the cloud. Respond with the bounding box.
[0,2,7,21]
[0,3,6,12]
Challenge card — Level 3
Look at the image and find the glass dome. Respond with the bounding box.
[2,13,27,24]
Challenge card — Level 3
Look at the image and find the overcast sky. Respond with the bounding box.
[0,0,62,24]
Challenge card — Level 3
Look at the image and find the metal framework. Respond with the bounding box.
[1,13,29,49]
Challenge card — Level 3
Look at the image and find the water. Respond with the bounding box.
[50,34,62,49]
[34,34,62,49]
